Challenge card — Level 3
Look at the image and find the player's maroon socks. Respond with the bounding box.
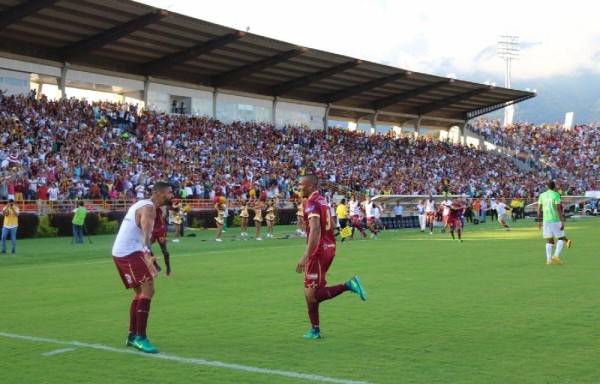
[307,301,320,331]
[314,284,348,302]
[163,252,171,270]
[136,295,152,338]
[129,295,140,336]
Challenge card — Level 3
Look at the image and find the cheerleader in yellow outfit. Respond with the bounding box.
[253,200,264,241]
[214,197,226,242]
[239,199,250,237]
[171,203,183,242]
[296,198,306,237]
[265,199,277,238]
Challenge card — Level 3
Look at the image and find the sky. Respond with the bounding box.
[137,0,600,88]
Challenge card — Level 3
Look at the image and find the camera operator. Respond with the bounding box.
[2,199,19,254]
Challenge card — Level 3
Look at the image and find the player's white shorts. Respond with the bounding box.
[498,213,508,222]
[543,222,564,238]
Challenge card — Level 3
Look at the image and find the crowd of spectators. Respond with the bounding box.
[468,118,599,194]
[0,93,596,211]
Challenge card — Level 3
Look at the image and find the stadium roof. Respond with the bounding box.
[0,0,536,128]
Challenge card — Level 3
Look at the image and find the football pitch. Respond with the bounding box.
[1,218,598,384]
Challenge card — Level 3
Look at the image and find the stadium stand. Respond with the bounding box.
[1,93,596,218]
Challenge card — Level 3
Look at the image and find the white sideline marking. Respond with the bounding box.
[0,332,372,384]
[42,348,76,356]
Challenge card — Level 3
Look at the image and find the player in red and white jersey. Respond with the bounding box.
[349,195,361,219]
[112,181,173,354]
[363,196,378,238]
[441,197,453,233]
[348,195,366,239]
[494,198,511,231]
[296,174,366,339]
[447,198,462,242]
[425,196,436,234]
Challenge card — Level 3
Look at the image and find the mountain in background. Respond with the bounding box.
[468,70,600,125]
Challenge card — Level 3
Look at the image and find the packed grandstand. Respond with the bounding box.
[0,92,597,209]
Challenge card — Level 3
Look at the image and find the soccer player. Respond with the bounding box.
[494,198,511,231]
[440,196,452,233]
[150,206,172,276]
[295,174,366,339]
[447,199,462,242]
[112,181,173,354]
[349,195,366,239]
[425,195,436,234]
[364,196,378,239]
[537,180,571,265]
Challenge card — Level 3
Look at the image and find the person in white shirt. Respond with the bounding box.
[489,197,498,221]
[441,197,453,233]
[416,199,426,232]
[349,197,360,218]
[135,184,146,200]
[48,182,59,211]
[425,196,436,234]
[494,199,511,231]
[348,195,366,239]
[363,197,377,239]
[394,202,404,229]
[112,182,173,354]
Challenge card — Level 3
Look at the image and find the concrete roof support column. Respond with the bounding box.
[370,111,379,135]
[461,122,468,145]
[58,62,69,99]
[35,82,42,100]
[143,76,151,108]
[272,97,278,128]
[415,116,424,136]
[324,103,331,132]
[213,88,219,119]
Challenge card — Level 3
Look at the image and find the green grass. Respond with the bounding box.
[1,218,599,384]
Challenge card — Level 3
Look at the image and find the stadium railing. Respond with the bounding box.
[0,198,297,214]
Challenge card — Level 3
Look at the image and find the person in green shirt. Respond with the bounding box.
[72,201,88,244]
[537,181,571,265]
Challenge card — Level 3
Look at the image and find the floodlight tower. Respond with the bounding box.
[497,35,519,126]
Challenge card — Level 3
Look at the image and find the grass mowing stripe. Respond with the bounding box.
[0,243,306,272]
[0,332,373,384]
